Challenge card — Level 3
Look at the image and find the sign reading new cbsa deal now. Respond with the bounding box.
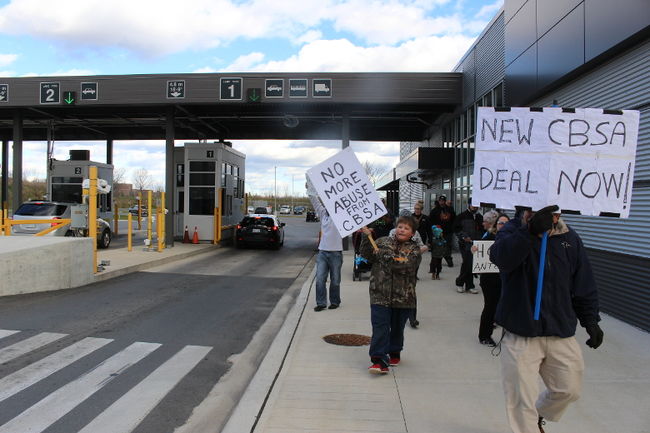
[306,147,387,237]
[472,107,640,217]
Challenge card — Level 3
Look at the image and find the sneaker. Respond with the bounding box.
[469,288,479,294]
[368,363,389,374]
[409,319,419,328]
[314,305,326,312]
[456,287,465,293]
[479,337,496,347]
[328,304,339,309]
[389,357,400,366]
[538,417,546,433]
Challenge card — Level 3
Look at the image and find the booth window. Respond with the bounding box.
[189,160,216,215]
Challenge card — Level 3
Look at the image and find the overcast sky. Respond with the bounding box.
[0,0,502,194]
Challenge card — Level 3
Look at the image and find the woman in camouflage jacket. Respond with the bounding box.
[360,216,422,374]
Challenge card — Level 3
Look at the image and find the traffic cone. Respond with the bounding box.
[192,226,199,244]
[183,226,190,243]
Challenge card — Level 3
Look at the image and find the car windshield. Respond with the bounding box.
[241,217,275,228]
[15,203,67,216]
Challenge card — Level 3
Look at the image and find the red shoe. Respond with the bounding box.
[389,357,400,366]
[368,363,389,374]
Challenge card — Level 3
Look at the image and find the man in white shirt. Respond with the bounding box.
[307,182,343,311]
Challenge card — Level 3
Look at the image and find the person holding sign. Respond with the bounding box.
[306,182,343,312]
[360,216,422,374]
[490,205,603,433]
[471,211,509,347]
[454,200,483,293]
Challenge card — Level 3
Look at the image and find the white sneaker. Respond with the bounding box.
[456,287,465,293]
[469,288,479,294]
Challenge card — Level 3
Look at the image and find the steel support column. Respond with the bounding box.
[165,107,175,246]
[12,111,23,213]
[1,139,8,209]
[106,138,113,165]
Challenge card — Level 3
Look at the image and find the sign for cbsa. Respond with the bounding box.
[472,107,640,217]
[306,147,387,236]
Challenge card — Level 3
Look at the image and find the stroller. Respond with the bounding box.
[351,229,373,281]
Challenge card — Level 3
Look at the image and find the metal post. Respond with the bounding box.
[147,190,152,249]
[89,166,98,273]
[342,114,350,250]
[274,166,277,215]
[160,191,165,249]
[12,111,23,213]
[137,193,142,230]
[127,213,132,252]
[106,138,113,165]
[165,108,175,247]
[2,139,8,210]
[114,204,119,236]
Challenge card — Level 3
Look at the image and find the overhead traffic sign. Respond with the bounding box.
[220,77,242,100]
[247,88,261,103]
[313,79,332,98]
[63,91,76,105]
[81,82,98,100]
[0,84,7,102]
[167,80,185,99]
[40,82,60,104]
[289,79,308,98]
[265,79,283,98]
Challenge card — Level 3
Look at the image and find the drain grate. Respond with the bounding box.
[322,334,371,346]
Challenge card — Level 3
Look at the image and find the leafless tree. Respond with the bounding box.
[132,168,153,192]
[112,167,127,185]
[362,160,387,187]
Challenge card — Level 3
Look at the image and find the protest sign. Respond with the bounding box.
[306,147,387,237]
[472,241,499,274]
[472,107,640,217]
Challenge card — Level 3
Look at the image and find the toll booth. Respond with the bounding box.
[47,150,114,222]
[173,141,245,241]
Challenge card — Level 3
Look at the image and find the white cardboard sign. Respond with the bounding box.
[472,241,499,274]
[306,147,387,237]
[472,107,640,217]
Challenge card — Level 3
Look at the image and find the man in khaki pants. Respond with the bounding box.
[490,205,604,433]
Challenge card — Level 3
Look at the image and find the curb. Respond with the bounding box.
[175,255,316,433]
[93,245,218,282]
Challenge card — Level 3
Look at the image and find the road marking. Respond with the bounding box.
[0,332,67,364]
[0,337,113,403]
[0,341,161,433]
[0,329,20,340]
[79,345,212,433]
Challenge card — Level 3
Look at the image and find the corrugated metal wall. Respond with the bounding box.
[475,13,505,99]
[530,39,650,330]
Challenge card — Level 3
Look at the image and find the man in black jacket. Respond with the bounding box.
[490,205,603,433]
[453,200,483,293]
[429,195,455,266]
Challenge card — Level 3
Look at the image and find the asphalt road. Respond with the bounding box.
[0,216,321,433]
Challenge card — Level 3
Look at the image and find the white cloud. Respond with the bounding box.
[229,36,475,72]
[0,53,17,67]
[295,30,323,45]
[224,52,266,71]
[476,0,503,19]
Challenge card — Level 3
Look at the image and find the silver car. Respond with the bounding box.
[11,201,112,248]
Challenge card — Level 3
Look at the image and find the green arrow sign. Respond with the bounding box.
[247,88,261,103]
[63,91,76,105]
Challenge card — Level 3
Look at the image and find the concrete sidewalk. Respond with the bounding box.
[225,250,650,433]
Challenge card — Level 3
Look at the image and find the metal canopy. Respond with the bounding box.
[0,72,461,141]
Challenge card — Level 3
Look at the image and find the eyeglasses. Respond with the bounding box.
[497,221,507,225]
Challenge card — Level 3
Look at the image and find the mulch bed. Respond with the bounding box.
[322,334,371,346]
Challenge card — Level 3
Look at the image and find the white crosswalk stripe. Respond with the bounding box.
[0,341,161,433]
[0,329,19,340]
[79,345,212,433]
[0,336,113,403]
[0,332,67,364]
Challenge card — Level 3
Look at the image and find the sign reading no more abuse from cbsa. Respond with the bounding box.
[472,107,640,218]
[306,147,387,237]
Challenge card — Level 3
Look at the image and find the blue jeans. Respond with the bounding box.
[369,305,412,362]
[315,250,342,307]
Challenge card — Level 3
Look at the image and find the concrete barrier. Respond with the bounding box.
[0,237,94,296]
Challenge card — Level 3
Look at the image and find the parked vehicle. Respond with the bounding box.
[280,205,291,215]
[293,206,305,215]
[128,204,148,217]
[306,209,319,222]
[253,206,268,214]
[236,215,285,249]
[247,206,255,214]
[11,201,112,248]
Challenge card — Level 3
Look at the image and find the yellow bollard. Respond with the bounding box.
[147,190,152,250]
[161,192,166,250]
[157,208,163,252]
[137,193,142,231]
[128,212,132,252]
[113,204,119,236]
[89,166,98,273]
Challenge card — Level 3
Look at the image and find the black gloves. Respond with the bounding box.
[585,323,604,349]
[529,205,559,236]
